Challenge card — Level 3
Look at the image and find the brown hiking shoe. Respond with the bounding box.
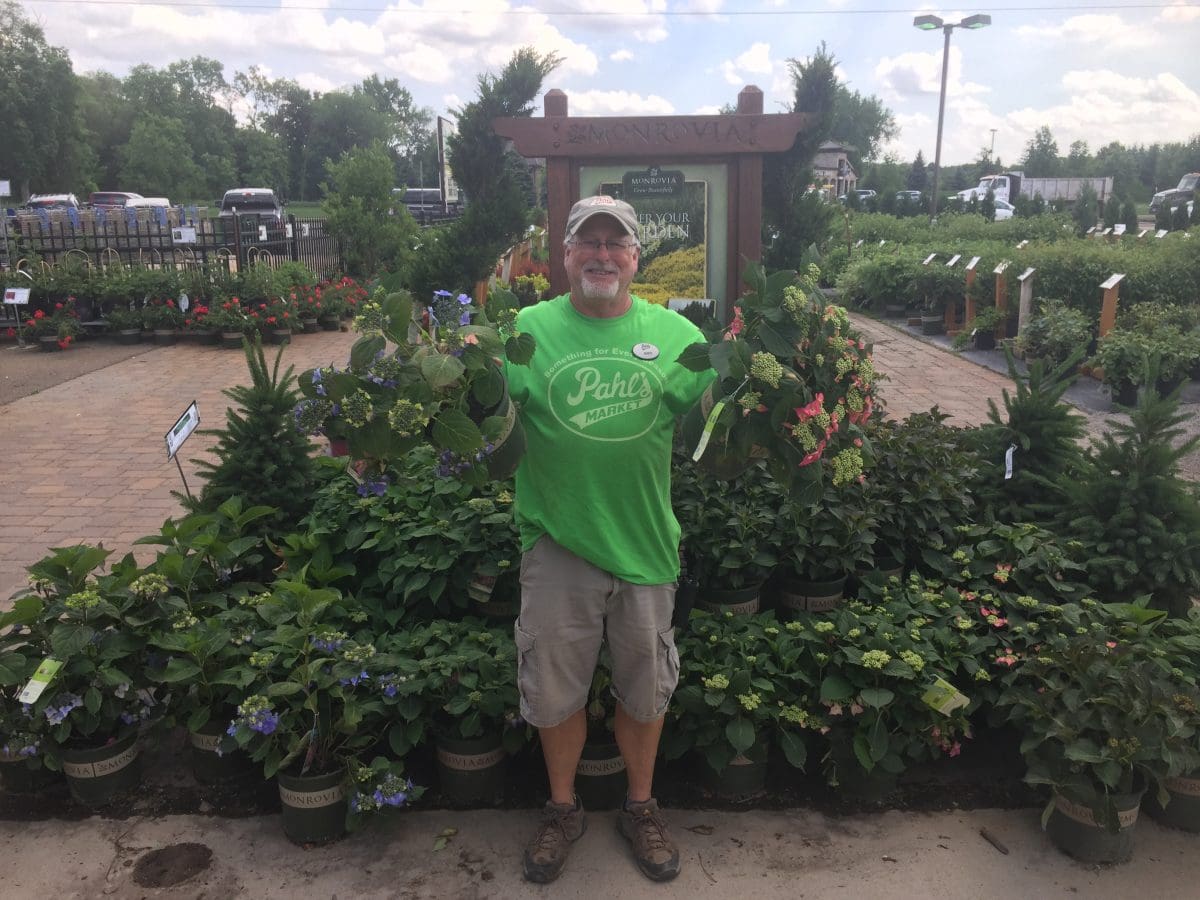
[523,797,586,883]
[617,798,680,882]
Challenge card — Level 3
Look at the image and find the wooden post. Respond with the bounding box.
[1017,267,1036,335]
[944,254,962,335]
[993,261,1010,340]
[1098,273,1126,338]
[963,255,981,328]
[544,89,571,298]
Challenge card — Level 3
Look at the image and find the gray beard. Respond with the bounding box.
[580,272,620,301]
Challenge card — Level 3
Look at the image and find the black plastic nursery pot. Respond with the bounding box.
[319,315,340,331]
[973,329,996,351]
[1045,785,1144,864]
[435,733,508,807]
[480,391,527,481]
[61,730,141,806]
[774,574,847,615]
[189,719,257,785]
[220,331,245,350]
[1112,380,1139,407]
[152,328,177,346]
[696,583,762,616]
[920,315,945,336]
[114,328,142,345]
[0,755,58,794]
[277,768,348,845]
[1143,773,1200,833]
[575,739,626,811]
[704,739,769,801]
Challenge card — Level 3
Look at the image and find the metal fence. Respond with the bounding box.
[1,207,344,277]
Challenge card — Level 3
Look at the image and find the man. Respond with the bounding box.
[505,195,715,884]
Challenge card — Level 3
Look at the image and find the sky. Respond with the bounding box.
[21,0,1200,168]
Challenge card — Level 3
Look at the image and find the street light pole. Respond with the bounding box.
[914,13,992,221]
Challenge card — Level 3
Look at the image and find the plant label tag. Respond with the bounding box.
[632,342,659,360]
[3,287,30,305]
[18,658,63,704]
[692,399,727,463]
[921,676,969,716]
[1004,443,1016,481]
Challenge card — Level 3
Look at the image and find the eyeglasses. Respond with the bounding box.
[567,238,638,254]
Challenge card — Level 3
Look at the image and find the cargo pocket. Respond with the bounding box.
[514,621,539,719]
[654,625,681,714]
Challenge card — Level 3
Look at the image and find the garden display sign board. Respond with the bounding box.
[165,400,199,500]
[600,168,709,299]
[4,287,30,305]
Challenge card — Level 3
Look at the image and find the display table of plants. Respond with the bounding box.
[3,267,1200,866]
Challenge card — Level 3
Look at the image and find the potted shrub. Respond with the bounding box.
[294,286,536,487]
[665,612,785,799]
[1015,299,1092,370]
[394,618,525,807]
[1091,328,1150,406]
[952,303,1009,352]
[141,297,185,344]
[912,263,961,335]
[9,546,169,806]
[772,473,877,615]
[672,450,779,614]
[222,580,423,844]
[102,304,144,345]
[21,299,82,351]
[202,300,253,349]
[996,610,1200,863]
[180,302,218,345]
[0,618,53,794]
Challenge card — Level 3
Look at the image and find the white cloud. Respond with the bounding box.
[1015,14,1157,50]
[875,47,989,100]
[676,0,725,16]
[1005,70,1200,153]
[294,72,340,95]
[1159,2,1200,22]
[610,49,635,62]
[567,90,674,115]
[691,104,722,114]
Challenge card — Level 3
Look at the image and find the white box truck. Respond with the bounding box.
[956,172,1113,207]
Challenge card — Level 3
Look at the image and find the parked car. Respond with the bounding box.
[217,188,285,225]
[836,189,877,205]
[23,193,81,211]
[895,190,922,204]
[124,197,171,209]
[992,199,1015,221]
[88,191,143,210]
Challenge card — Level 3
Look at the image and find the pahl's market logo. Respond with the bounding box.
[548,357,663,441]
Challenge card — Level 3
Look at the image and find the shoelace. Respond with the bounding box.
[533,808,573,850]
[633,809,669,850]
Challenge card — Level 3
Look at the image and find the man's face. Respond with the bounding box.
[564,216,640,305]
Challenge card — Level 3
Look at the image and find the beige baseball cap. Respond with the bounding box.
[566,195,639,238]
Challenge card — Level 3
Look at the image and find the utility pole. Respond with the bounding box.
[990,129,998,166]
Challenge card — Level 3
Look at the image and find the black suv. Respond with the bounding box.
[1150,173,1199,214]
[217,188,285,225]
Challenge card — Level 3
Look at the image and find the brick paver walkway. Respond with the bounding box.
[0,316,1089,606]
[0,332,355,604]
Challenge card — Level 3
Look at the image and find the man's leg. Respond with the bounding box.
[613,704,664,803]
[540,707,587,805]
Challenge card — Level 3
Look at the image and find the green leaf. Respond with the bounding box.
[380,291,413,343]
[84,687,102,714]
[267,681,304,697]
[852,733,875,772]
[859,687,895,709]
[50,623,95,658]
[819,674,853,702]
[157,658,202,683]
[505,332,536,366]
[432,409,484,455]
[756,320,795,358]
[676,342,715,373]
[350,334,387,370]
[725,718,755,754]
[779,730,808,770]
[420,353,467,389]
[469,365,504,409]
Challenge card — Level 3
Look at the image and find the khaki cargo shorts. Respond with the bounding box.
[515,535,679,729]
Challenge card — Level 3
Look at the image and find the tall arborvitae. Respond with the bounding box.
[963,346,1087,525]
[183,337,316,539]
[1056,383,1200,617]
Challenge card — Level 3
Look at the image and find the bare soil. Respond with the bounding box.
[0,336,156,407]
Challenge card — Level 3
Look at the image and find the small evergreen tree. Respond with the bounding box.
[1122,200,1138,233]
[1055,378,1200,616]
[980,186,996,221]
[1071,183,1098,234]
[906,150,928,192]
[1156,202,1174,231]
[184,337,316,539]
[963,347,1087,525]
[1103,194,1121,228]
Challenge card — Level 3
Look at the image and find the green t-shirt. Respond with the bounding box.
[506,295,715,585]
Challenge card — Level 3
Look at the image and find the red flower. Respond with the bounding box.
[167,299,175,308]
[282,312,289,318]
[54,302,63,310]
[266,316,277,324]
[34,309,45,319]
[5,327,14,338]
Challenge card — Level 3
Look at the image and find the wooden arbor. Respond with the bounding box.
[493,86,808,310]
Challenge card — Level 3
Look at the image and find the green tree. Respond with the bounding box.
[76,72,135,191]
[1103,194,1121,228]
[354,75,437,187]
[906,150,928,192]
[302,93,391,203]
[1021,126,1060,177]
[233,127,287,192]
[407,47,559,299]
[0,1,84,198]
[322,140,417,277]
[1071,182,1099,235]
[1066,139,1090,174]
[1121,201,1138,233]
[762,43,838,269]
[830,82,897,168]
[980,186,996,222]
[119,114,203,198]
[266,83,314,201]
